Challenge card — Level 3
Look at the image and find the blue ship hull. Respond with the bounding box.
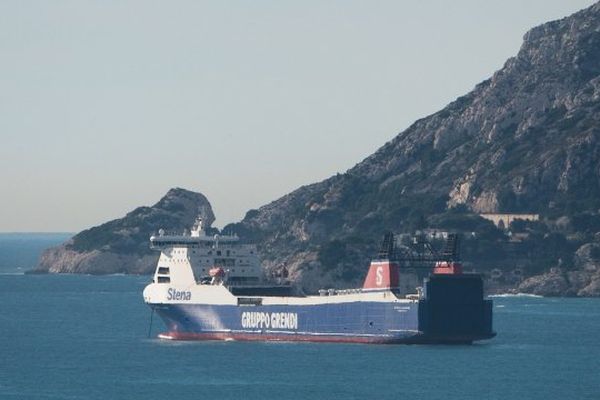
[151,275,495,344]
[154,301,421,344]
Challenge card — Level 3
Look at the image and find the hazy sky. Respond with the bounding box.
[0,0,595,232]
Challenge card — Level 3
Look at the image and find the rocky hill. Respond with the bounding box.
[224,2,600,295]
[34,188,214,274]
[36,3,600,295]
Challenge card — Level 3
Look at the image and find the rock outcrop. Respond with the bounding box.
[518,268,600,297]
[36,4,600,297]
[34,188,214,274]
[517,242,600,296]
[223,3,600,294]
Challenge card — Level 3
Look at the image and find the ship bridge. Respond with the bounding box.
[150,216,239,250]
[149,216,262,286]
[150,233,239,250]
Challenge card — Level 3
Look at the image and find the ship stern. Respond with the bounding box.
[416,274,495,344]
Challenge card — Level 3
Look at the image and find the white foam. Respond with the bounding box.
[489,293,543,298]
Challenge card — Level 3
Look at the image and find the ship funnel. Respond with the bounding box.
[363,232,399,290]
[362,260,399,290]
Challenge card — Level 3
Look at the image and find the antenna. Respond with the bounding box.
[440,234,460,262]
[379,232,462,269]
[377,232,396,260]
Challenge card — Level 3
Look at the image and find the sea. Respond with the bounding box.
[0,233,599,400]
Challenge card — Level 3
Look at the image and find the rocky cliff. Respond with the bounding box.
[37,3,600,296]
[224,3,600,295]
[34,188,214,274]
[516,243,600,296]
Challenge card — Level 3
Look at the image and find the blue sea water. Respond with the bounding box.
[0,233,72,274]
[1,235,599,399]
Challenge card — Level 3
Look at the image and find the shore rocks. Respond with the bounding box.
[34,188,214,275]
[230,3,600,295]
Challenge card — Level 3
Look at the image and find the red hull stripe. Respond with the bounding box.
[158,331,403,344]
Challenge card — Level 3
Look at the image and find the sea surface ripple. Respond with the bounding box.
[0,235,599,400]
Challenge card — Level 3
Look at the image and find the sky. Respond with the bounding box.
[0,0,596,232]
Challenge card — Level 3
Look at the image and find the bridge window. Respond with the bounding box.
[157,276,170,283]
[158,267,170,275]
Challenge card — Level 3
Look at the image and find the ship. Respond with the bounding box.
[143,217,495,344]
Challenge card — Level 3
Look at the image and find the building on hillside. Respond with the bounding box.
[479,213,539,230]
[419,229,451,240]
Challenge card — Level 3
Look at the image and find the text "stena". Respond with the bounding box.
[167,288,191,301]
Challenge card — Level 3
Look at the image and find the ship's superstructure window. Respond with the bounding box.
[150,216,263,286]
[228,276,260,284]
[158,267,169,275]
[215,258,235,267]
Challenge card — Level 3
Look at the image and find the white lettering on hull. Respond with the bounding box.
[241,312,298,330]
[376,266,383,286]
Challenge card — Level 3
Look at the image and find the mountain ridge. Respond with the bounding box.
[36,3,600,295]
[34,188,214,274]
[225,2,600,293]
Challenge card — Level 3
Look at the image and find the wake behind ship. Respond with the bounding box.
[143,217,495,344]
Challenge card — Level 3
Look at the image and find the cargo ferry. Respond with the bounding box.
[143,217,495,344]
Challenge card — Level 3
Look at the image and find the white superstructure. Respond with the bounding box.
[149,216,262,286]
